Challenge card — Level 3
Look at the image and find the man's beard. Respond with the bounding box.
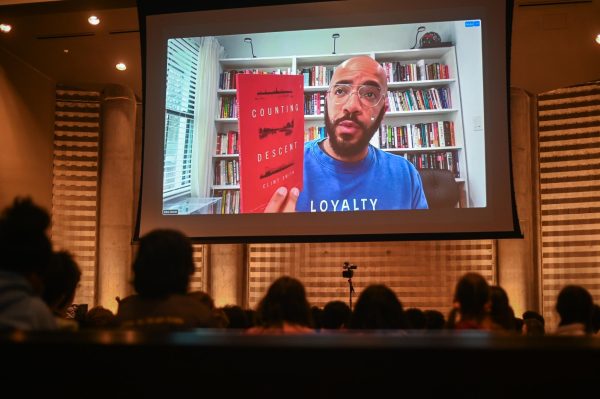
[324,104,386,159]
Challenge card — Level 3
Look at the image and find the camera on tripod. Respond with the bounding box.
[342,262,357,278]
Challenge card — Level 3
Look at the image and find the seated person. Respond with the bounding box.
[0,198,57,331]
[115,229,214,330]
[266,56,428,213]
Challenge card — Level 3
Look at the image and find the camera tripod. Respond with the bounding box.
[342,262,357,309]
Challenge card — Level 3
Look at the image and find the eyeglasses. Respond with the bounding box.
[328,84,384,107]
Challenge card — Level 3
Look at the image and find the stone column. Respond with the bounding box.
[497,88,539,316]
[96,85,136,313]
[208,244,246,307]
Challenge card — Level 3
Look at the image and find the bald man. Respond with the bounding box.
[265,56,428,213]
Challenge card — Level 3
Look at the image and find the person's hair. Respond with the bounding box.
[489,285,515,331]
[424,310,446,330]
[321,300,352,329]
[523,318,544,336]
[244,309,257,328]
[556,285,594,332]
[350,284,407,330]
[188,290,216,310]
[81,306,117,329]
[41,251,81,315]
[222,305,250,329]
[514,317,524,333]
[255,276,312,328]
[522,310,545,328]
[405,308,427,329]
[132,229,195,298]
[0,197,52,275]
[453,273,490,322]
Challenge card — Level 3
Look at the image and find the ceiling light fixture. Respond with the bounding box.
[596,34,600,45]
[88,16,100,26]
[0,24,12,33]
[115,62,127,71]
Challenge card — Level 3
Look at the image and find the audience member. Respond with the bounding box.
[0,197,57,331]
[115,229,214,330]
[321,300,352,330]
[244,309,257,328]
[189,290,229,328]
[41,250,82,330]
[349,284,407,330]
[523,318,544,337]
[424,310,446,330]
[311,305,323,330]
[489,285,516,332]
[81,306,117,329]
[522,310,545,332]
[221,305,250,329]
[247,276,314,334]
[514,317,524,333]
[450,273,491,330]
[554,285,593,336]
[405,308,427,329]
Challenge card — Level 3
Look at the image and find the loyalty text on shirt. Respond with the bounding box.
[309,198,378,212]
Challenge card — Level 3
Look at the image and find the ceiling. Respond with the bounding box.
[0,0,141,99]
[0,0,599,98]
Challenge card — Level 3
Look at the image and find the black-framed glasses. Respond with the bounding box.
[328,84,384,107]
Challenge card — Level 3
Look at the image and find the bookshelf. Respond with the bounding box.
[212,46,468,213]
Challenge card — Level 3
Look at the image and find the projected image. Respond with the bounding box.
[160,20,485,215]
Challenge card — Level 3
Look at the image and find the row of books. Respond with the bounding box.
[215,130,239,155]
[379,121,455,149]
[387,87,451,112]
[214,159,240,186]
[304,93,325,115]
[403,151,460,178]
[219,68,293,90]
[218,96,238,119]
[214,189,240,214]
[381,60,450,82]
[305,126,326,142]
[298,66,336,87]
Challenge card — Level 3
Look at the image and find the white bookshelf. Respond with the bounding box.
[213,46,469,212]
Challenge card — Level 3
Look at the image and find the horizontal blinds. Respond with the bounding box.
[248,240,495,315]
[51,88,101,307]
[538,81,600,330]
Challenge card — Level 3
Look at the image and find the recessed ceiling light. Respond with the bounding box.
[63,49,69,54]
[596,34,600,45]
[115,62,127,71]
[88,16,100,26]
[0,24,12,33]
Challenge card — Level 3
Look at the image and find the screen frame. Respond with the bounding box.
[135,0,521,243]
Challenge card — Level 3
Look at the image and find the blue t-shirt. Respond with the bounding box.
[296,138,428,212]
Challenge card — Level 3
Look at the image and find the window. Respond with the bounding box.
[163,38,199,199]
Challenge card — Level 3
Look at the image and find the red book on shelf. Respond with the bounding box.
[236,73,304,213]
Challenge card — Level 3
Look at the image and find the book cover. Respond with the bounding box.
[236,73,304,213]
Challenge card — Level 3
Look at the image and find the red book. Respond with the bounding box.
[236,74,304,213]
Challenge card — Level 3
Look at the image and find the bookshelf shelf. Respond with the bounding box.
[212,185,240,190]
[382,146,462,153]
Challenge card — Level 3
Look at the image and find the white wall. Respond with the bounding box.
[216,22,455,58]
[454,21,486,207]
[0,46,55,211]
